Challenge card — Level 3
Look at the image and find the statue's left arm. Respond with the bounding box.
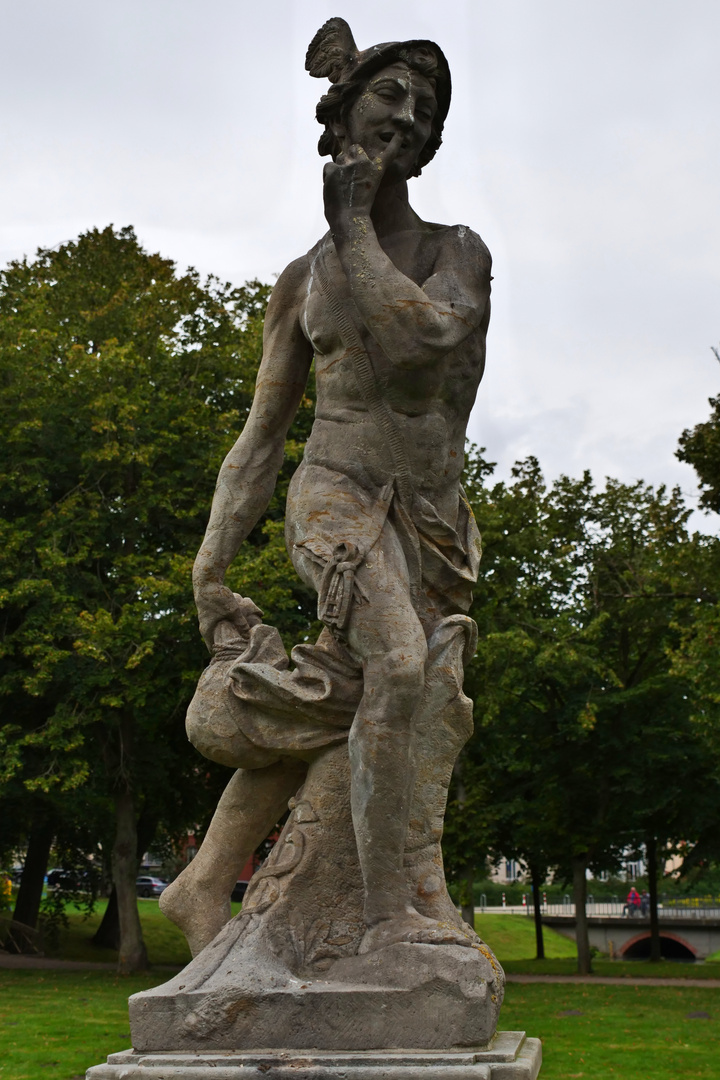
[324,140,491,368]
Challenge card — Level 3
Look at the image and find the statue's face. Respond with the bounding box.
[337,62,438,179]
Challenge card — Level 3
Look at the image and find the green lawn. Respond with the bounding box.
[500,982,720,1078]
[0,969,166,1080]
[501,956,720,979]
[476,913,577,961]
[51,899,242,967]
[2,902,718,1079]
[1,970,718,1080]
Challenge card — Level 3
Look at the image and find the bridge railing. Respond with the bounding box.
[652,904,720,920]
[528,900,720,919]
[535,902,624,917]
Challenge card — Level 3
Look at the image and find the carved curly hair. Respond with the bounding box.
[314,44,448,177]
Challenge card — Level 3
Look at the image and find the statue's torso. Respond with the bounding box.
[298,224,488,523]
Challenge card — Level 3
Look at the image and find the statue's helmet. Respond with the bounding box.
[306,17,452,175]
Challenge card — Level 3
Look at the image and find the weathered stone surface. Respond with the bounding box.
[160,12,494,967]
[88,1031,542,1080]
[88,13,544,1077]
[130,942,502,1052]
[130,628,502,1053]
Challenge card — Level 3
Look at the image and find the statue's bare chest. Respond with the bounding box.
[300,235,482,421]
[301,235,432,351]
[300,236,444,397]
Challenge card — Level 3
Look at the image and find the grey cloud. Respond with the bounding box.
[1,0,718,527]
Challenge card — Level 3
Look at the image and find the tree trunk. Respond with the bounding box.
[94,808,158,952]
[530,863,545,960]
[647,835,661,963]
[92,885,120,950]
[461,864,475,930]
[572,855,592,975]
[12,818,54,934]
[112,787,147,973]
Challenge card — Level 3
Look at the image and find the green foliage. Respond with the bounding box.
[666,552,720,880]
[677,346,720,512]
[39,845,100,951]
[0,224,317,861]
[446,447,719,890]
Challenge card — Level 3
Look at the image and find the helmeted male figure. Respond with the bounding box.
[161,17,492,959]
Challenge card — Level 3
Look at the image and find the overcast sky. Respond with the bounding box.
[3,0,719,523]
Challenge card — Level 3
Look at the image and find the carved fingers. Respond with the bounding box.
[323,135,403,223]
[195,583,264,653]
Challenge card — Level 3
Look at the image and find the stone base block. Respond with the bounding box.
[129,942,503,1052]
[87,1031,541,1080]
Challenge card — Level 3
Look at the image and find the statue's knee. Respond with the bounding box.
[370,646,427,703]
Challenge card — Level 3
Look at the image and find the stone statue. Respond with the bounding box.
[90,18,542,1079]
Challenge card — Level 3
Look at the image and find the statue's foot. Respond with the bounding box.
[415,886,478,935]
[359,911,476,954]
[159,876,231,957]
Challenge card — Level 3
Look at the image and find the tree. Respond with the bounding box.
[0,226,317,967]
[676,344,720,511]
[670,353,720,893]
[450,451,710,972]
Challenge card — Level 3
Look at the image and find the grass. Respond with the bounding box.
[500,982,720,1078]
[501,956,720,979]
[1,971,718,1080]
[50,899,242,967]
[2,902,717,1079]
[475,913,577,961]
[0,969,165,1080]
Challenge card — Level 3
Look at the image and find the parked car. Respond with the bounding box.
[47,869,75,889]
[136,875,167,898]
[47,868,92,891]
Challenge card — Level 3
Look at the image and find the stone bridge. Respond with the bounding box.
[542,913,720,961]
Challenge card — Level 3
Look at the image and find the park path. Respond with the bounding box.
[506,972,720,988]
[2,952,720,986]
[0,953,116,970]
[0,953,180,972]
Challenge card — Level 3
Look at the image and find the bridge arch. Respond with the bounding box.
[620,931,696,961]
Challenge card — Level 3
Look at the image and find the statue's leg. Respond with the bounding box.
[404,615,477,930]
[160,760,306,956]
[336,520,475,953]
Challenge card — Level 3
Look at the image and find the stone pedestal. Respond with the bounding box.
[85,622,531,1074]
[128,940,501,1052]
[87,1030,541,1080]
[121,622,505,1056]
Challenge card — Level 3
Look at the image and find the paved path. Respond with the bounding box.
[506,973,720,988]
[0,953,180,972]
[2,952,719,986]
[0,954,116,970]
